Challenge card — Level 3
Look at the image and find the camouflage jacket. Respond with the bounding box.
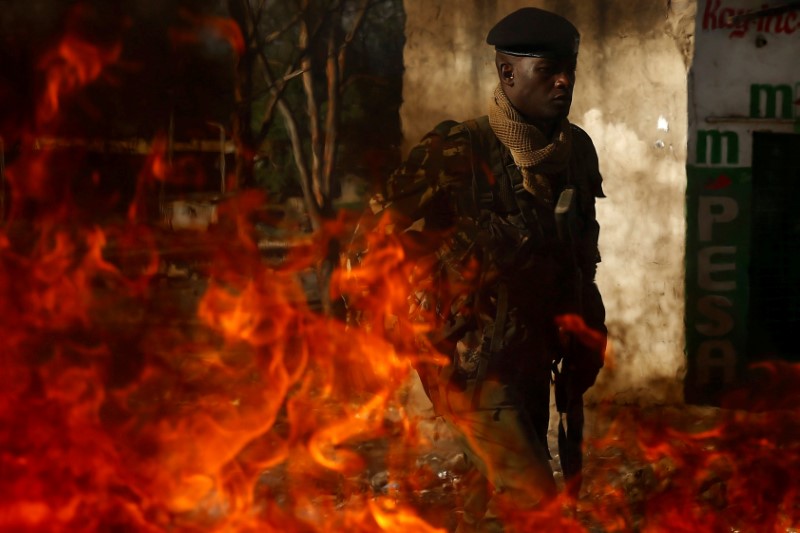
[363,116,606,377]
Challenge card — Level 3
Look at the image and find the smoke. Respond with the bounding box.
[579,108,686,405]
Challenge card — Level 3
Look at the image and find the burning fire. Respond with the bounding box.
[580,403,800,531]
[1,4,799,533]
[36,8,122,127]
[3,7,438,529]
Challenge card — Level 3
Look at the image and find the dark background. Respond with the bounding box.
[0,0,405,210]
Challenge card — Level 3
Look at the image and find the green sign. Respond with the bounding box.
[684,165,751,404]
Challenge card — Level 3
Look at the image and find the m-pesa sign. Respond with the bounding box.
[685,168,750,404]
[686,0,799,404]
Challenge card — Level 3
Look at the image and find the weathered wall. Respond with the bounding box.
[402,0,696,404]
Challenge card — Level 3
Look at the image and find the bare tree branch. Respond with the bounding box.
[257,65,305,135]
[253,0,266,23]
[261,10,303,44]
[241,0,385,227]
[299,0,324,209]
[227,0,258,188]
[253,61,320,227]
[338,0,373,75]
[244,2,305,147]
[322,4,342,203]
[276,97,320,229]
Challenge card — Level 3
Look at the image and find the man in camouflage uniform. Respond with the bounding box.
[357,7,607,530]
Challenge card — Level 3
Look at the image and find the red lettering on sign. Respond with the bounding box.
[729,9,751,38]
[759,2,771,31]
[704,0,799,38]
[777,11,797,34]
[703,0,720,30]
[763,14,775,33]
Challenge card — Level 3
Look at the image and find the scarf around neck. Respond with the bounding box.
[488,84,572,203]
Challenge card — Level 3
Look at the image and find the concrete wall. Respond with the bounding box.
[401,0,696,404]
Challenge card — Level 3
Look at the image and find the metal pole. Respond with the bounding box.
[207,121,226,193]
[159,109,174,220]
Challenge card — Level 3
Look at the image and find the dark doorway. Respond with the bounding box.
[747,132,800,362]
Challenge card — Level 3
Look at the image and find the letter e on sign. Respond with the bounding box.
[699,246,737,291]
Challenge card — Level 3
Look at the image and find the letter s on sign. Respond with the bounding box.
[696,295,734,336]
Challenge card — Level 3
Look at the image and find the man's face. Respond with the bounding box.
[500,56,576,126]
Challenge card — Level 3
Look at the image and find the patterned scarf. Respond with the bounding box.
[488,84,572,204]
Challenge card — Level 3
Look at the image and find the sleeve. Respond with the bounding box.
[574,129,607,337]
[371,121,473,243]
[343,122,474,369]
[560,129,606,392]
[345,120,474,290]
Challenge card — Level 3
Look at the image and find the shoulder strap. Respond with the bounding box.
[461,117,547,239]
[462,117,496,216]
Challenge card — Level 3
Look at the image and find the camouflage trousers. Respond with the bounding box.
[434,360,557,532]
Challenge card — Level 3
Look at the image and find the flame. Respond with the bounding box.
[580,404,800,531]
[4,5,800,532]
[555,313,608,358]
[369,498,446,532]
[37,30,121,126]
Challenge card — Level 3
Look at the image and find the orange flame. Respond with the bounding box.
[37,34,121,126]
[581,404,800,531]
[4,7,800,531]
[5,148,800,531]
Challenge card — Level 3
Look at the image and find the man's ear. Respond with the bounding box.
[499,62,515,87]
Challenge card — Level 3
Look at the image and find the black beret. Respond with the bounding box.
[486,7,579,59]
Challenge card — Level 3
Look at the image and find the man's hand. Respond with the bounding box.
[555,313,606,394]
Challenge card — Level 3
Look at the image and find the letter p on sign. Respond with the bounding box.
[699,196,738,242]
